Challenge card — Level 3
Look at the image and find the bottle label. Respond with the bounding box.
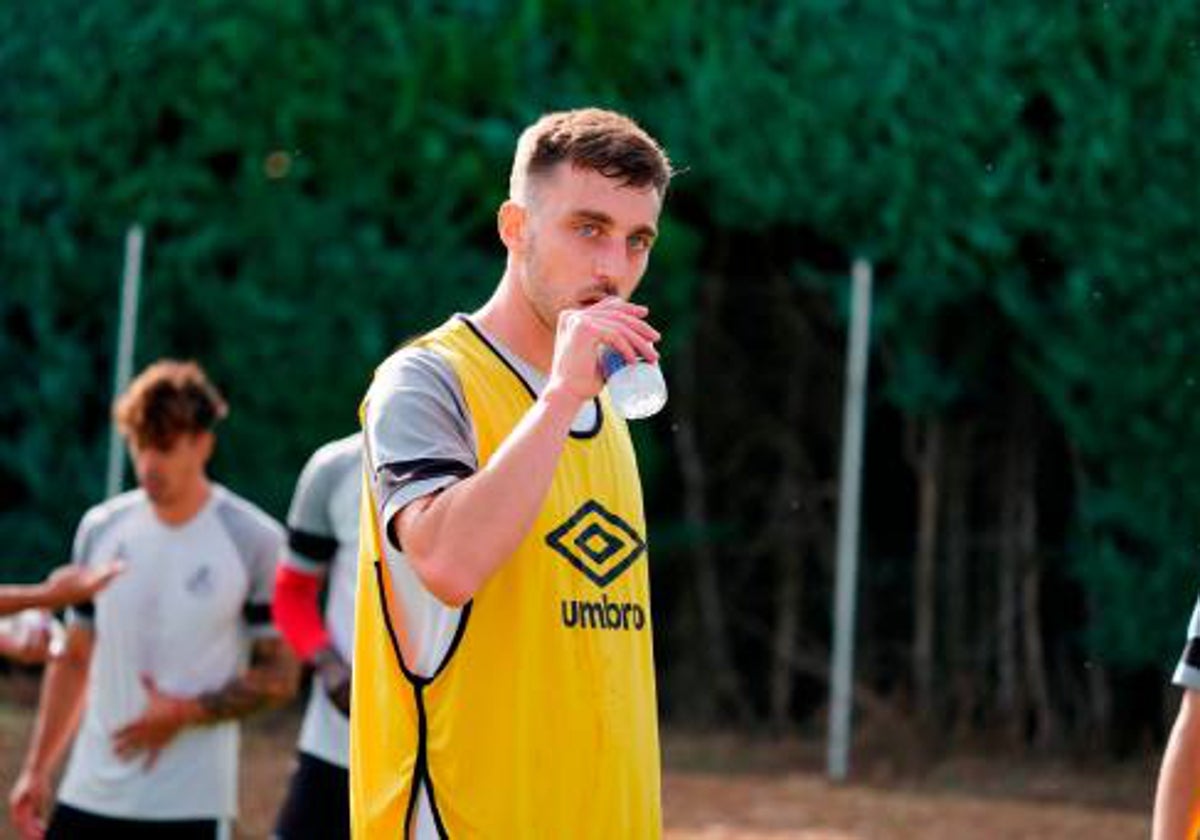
[599,348,631,380]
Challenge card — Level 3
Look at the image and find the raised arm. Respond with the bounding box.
[394,299,657,606]
[0,562,123,616]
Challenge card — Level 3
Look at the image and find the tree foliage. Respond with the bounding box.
[3,1,1200,744]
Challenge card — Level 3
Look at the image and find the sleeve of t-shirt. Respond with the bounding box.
[284,443,353,576]
[216,499,285,640]
[1173,594,1200,690]
[364,346,478,548]
[65,509,101,628]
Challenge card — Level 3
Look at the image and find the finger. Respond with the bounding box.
[581,307,660,341]
[10,799,35,838]
[112,726,142,757]
[588,296,649,317]
[14,809,44,840]
[140,673,157,695]
[90,562,125,587]
[20,792,46,840]
[589,309,660,344]
[143,747,161,772]
[585,316,661,364]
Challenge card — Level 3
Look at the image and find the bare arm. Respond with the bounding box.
[110,636,299,767]
[0,562,123,616]
[195,636,299,721]
[396,299,658,606]
[0,587,42,616]
[9,625,94,839]
[1154,688,1200,839]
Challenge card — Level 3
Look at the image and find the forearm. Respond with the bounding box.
[399,385,582,605]
[21,648,89,776]
[190,640,299,724]
[1154,694,1200,839]
[0,585,44,616]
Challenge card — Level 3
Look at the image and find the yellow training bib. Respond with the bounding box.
[351,316,662,839]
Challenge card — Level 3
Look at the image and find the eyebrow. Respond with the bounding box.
[570,209,658,241]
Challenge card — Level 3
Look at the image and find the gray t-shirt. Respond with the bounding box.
[283,432,362,768]
[61,485,282,820]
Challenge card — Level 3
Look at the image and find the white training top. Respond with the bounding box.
[283,433,362,768]
[61,485,282,821]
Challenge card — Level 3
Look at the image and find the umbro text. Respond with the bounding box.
[560,595,646,631]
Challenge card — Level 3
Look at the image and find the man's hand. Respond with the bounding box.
[38,561,124,610]
[313,646,351,716]
[548,297,660,404]
[9,767,51,840]
[111,675,198,770]
[0,613,52,666]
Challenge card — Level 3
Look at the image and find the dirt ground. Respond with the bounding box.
[0,674,1152,839]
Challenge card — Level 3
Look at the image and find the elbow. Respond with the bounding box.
[407,550,480,608]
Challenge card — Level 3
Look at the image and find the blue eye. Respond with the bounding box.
[629,235,652,252]
[578,223,599,238]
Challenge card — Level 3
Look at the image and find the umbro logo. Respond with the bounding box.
[544,500,645,588]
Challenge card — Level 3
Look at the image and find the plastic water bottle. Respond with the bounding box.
[600,347,668,420]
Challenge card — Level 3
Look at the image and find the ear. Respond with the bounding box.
[196,430,216,463]
[497,200,526,252]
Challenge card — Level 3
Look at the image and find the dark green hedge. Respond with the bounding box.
[3,1,1200,730]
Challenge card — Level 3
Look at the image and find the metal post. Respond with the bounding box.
[104,225,144,499]
[827,258,873,781]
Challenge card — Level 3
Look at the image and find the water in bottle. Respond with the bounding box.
[600,347,668,420]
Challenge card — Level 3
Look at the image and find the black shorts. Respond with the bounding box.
[47,802,220,839]
[274,751,350,840]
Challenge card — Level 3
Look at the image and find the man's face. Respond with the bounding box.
[511,164,662,329]
[128,432,212,506]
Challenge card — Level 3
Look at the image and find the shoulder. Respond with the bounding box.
[212,486,285,545]
[303,432,363,476]
[370,343,462,399]
[77,489,145,536]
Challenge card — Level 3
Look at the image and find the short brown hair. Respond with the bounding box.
[114,360,228,449]
[509,108,673,202]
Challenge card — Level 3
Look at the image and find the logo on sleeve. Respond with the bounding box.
[544,500,645,588]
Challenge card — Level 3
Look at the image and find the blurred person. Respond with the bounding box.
[271,432,361,840]
[352,107,673,837]
[0,563,123,664]
[1153,593,1200,838]
[8,360,298,840]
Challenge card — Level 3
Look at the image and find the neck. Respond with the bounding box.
[153,478,212,527]
[473,269,556,372]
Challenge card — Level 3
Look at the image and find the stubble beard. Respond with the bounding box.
[521,243,562,333]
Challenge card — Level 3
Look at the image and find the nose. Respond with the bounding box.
[592,237,627,285]
[135,448,162,474]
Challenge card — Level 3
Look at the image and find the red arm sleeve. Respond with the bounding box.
[272,565,331,662]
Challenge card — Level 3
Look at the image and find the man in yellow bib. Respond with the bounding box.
[351,108,673,838]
